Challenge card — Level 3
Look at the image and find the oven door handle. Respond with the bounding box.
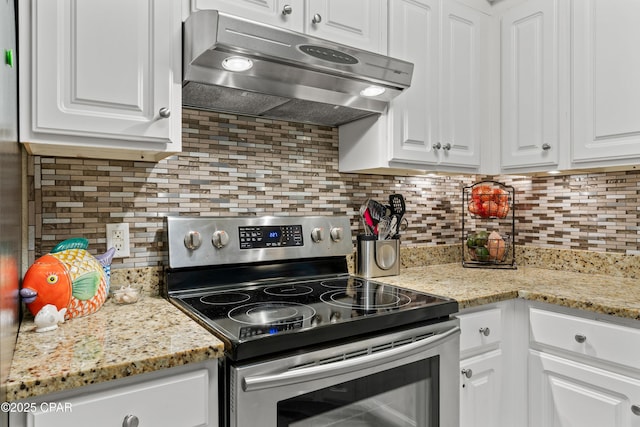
[242,325,460,392]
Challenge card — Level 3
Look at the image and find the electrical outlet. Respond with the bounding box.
[106,223,130,258]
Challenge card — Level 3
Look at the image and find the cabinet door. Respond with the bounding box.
[501,0,560,170]
[572,0,640,165]
[460,350,503,427]
[305,0,386,53]
[439,0,486,170]
[389,0,439,166]
[29,0,180,150]
[26,370,212,427]
[190,0,304,30]
[529,350,640,427]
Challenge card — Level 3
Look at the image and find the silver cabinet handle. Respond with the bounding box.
[542,143,551,151]
[575,334,587,343]
[479,327,490,336]
[442,143,451,151]
[243,326,460,392]
[159,107,171,118]
[461,368,473,379]
[282,5,292,15]
[312,13,322,24]
[122,415,139,427]
[432,142,442,150]
[632,405,640,416]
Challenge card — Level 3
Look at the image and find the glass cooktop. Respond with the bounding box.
[171,275,458,361]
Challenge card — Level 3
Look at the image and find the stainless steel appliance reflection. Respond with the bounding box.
[0,1,22,416]
[165,215,459,427]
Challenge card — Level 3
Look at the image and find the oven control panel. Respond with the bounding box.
[239,225,303,249]
[239,316,304,339]
[166,216,354,268]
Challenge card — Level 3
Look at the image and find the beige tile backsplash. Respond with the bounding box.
[26,109,639,269]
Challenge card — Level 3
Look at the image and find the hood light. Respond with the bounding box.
[222,56,253,72]
[360,85,386,97]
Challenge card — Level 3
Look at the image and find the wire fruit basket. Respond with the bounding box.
[462,181,516,269]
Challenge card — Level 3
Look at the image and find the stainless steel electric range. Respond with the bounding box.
[165,215,460,427]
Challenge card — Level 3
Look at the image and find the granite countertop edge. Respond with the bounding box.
[5,263,639,402]
[380,264,640,321]
[4,297,225,402]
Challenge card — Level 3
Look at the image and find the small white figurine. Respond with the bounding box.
[34,304,67,332]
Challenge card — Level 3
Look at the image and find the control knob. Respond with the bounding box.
[183,231,202,250]
[311,227,325,243]
[330,227,344,242]
[212,230,230,249]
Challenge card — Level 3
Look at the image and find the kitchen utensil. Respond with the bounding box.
[367,199,388,223]
[388,194,406,219]
[361,201,377,236]
[386,215,399,239]
[359,202,373,236]
[377,216,391,240]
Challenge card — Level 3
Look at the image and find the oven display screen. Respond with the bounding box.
[239,225,303,249]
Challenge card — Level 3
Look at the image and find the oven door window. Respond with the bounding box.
[277,357,438,427]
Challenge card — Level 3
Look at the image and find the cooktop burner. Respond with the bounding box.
[165,215,458,361]
[172,275,457,361]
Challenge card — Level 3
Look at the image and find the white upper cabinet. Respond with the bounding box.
[191,0,387,54]
[304,0,386,53]
[20,0,182,161]
[571,0,640,168]
[498,0,640,174]
[190,0,305,30]
[500,0,561,171]
[339,0,489,175]
[389,0,440,167]
[438,0,487,170]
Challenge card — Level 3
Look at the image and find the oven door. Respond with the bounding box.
[230,318,460,427]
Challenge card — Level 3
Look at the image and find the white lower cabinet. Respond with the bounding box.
[460,350,504,427]
[9,362,218,427]
[528,303,640,427]
[459,300,640,427]
[529,350,640,427]
[458,301,523,427]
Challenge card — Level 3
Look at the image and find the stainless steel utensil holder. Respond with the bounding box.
[356,235,400,278]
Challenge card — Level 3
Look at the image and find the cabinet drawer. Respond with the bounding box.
[27,369,210,427]
[459,308,502,353]
[529,307,640,370]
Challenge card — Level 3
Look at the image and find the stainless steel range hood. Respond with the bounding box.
[183,10,413,127]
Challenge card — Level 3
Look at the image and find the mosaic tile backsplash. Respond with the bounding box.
[27,109,640,268]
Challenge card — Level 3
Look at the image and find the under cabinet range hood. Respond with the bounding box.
[183,10,413,126]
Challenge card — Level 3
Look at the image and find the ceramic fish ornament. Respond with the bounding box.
[20,238,116,320]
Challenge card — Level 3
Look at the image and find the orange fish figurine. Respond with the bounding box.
[20,238,116,320]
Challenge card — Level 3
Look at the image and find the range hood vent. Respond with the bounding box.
[182,10,413,127]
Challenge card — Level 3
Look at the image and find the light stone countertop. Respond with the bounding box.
[378,263,640,320]
[4,296,224,402]
[4,248,639,402]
